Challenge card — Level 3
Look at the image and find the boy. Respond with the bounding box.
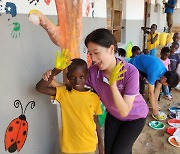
[142,24,159,56]
[131,46,141,58]
[167,32,180,55]
[36,50,103,154]
[169,42,180,71]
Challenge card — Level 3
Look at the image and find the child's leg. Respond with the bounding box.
[163,85,170,96]
[105,113,145,154]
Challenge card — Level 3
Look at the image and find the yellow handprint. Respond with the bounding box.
[55,49,72,70]
[109,62,127,86]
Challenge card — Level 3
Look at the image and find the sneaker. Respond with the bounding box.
[164,95,173,101]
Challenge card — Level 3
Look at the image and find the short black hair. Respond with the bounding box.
[67,58,88,74]
[160,47,170,54]
[117,48,126,57]
[151,24,157,29]
[164,71,179,88]
[171,42,179,47]
[132,46,140,53]
[85,28,118,53]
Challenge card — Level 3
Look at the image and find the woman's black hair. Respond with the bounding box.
[84,28,118,53]
[164,71,179,88]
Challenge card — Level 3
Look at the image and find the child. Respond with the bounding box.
[160,47,172,100]
[142,24,159,56]
[131,46,141,58]
[167,32,180,55]
[36,50,103,154]
[117,48,128,61]
[169,42,180,71]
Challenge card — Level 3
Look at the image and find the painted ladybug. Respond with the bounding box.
[4,100,35,153]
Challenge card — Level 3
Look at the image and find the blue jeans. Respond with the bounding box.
[163,85,171,96]
[149,48,157,56]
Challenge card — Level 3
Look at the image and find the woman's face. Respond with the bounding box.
[87,42,114,70]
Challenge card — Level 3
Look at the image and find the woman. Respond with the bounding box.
[43,28,149,154]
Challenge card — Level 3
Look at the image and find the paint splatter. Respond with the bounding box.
[85,0,90,16]
[5,2,17,17]
[44,0,51,5]
[10,22,21,38]
[28,0,40,5]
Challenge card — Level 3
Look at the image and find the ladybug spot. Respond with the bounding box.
[8,142,17,153]
[8,126,13,132]
[11,139,14,142]
[17,140,20,144]
[23,131,27,136]
[23,123,25,126]
[16,121,19,124]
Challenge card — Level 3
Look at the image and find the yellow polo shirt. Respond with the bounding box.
[147,32,159,50]
[55,86,102,153]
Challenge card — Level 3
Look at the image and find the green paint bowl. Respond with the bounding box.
[149,121,165,130]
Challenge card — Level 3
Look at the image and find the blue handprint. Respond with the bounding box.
[10,22,21,38]
[0,1,3,16]
[5,2,17,17]
[28,0,40,5]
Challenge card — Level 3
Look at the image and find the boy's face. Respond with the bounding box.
[173,34,179,43]
[160,76,169,86]
[171,44,179,53]
[151,25,157,32]
[161,52,170,60]
[67,66,88,91]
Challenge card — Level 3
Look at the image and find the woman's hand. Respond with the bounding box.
[109,62,127,86]
[55,49,72,70]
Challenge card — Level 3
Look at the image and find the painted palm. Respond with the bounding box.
[29,0,82,58]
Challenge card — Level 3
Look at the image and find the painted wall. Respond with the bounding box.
[120,0,144,49]
[0,0,106,154]
[174,0,180,24]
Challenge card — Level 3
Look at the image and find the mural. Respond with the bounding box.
[27,0,40,5]
[44,0,51,5]
[9,22,21,38]
[29,0,83,59]
[4,100,35,153]
[5,2,17,18]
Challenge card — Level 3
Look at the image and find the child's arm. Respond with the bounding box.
[36,68,62,96]
[36,49,71,96]
[150,32,158,44]
[94,115,104,154]
[42,69,63,87]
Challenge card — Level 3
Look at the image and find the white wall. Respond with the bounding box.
[0,0,106,17]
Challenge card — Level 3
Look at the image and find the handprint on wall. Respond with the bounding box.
[44,0,51,5]
[9,22,21,38]
[28,0,40,6]
[5,2,17,17]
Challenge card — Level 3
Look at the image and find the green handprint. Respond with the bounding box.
[10,22,20,38]
[109,62,127,86]
[55,49,72,70]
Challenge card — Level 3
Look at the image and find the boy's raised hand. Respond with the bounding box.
[109,62,127,86]
[55,49,72,70]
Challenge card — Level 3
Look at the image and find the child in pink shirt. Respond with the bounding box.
[160,47,172,100]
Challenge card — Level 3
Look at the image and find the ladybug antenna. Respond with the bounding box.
[24,101,35,114]
[14,100,23,115]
